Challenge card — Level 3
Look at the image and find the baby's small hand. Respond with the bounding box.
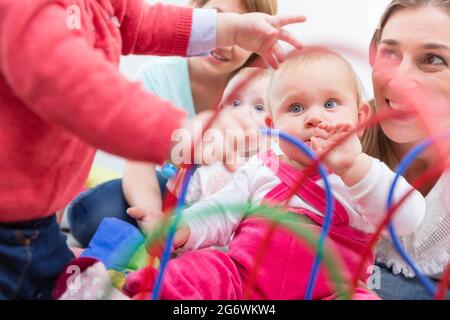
[174,225,191,249]
[310,121,361,176]
[128,207,190,253]
[127,206,164,234]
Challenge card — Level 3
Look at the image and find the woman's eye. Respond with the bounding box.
[424,54,447,66]
[324,100,338,109]
[231,100,241,108]
[254,104,265,112]
[290,104,304,113]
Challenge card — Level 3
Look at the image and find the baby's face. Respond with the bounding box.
[269,58,360,164]
[220,71,270,157]
[221,73,269,128]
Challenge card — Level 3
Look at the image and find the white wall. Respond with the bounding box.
[101,0,392,172]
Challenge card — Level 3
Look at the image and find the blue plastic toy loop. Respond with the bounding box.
[386,132,450,298]
[261,129,335,300]
[153,128,335,300]
[152,165,197,300]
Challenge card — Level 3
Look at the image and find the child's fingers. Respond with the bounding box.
[174,226,191,249]
[263,52,279,70]
[310,137,319,151]
[317,122,335,132]
[310,136,326,154]
[312,127,330,139]
[318,122,353,135]
[341,122,355,132]
[274,15,308,28]
[272,42,286,64]
[278,29,304,50]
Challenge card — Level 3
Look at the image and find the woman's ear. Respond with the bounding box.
[265,116,273,128]
[357,102,371,137]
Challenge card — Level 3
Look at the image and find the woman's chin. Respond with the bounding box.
[381,123,427,144]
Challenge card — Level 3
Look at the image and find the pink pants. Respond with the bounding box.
[125,216,376,300]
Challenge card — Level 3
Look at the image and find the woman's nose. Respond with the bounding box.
[388,60,420,92]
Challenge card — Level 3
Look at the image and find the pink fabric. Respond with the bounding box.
[0,0,191,221]
[125,151,377,300]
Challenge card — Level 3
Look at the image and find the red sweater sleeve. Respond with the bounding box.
[111,0,193,56]
[0,1,189,165]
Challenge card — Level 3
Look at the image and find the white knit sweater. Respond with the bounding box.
[376,172,450,279]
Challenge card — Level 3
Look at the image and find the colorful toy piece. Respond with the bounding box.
[81,218,156,272]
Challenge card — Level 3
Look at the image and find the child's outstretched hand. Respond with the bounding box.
[310,122,372,186]
[217,13,307,69]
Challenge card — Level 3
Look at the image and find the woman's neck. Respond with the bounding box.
[393,141,441,196]
[188,58,232,114]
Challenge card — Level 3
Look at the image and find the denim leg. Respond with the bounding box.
[374,263,450,300]
[0,225,31,299]
[67,179,133,247]
[0,216,74,300]
[68,172,168,248]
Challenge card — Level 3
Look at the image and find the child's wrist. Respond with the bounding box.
[339,153,372,187]
[216,13,240,48]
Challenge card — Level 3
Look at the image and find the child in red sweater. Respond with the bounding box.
[0,0,305,299]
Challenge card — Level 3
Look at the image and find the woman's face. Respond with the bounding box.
[194,0,254,76]
[372,6,450,144]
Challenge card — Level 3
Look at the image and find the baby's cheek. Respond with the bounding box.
[279,140,301,158]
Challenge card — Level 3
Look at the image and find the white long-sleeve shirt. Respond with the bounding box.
[376,172,450,278]
[180,152,426,252]
[167,164,233,205]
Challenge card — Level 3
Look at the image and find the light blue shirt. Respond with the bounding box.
[136,9,217,117]
[136,57,196,118]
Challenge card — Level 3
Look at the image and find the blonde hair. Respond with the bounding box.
[362,0,450,169]
[361,100,400,169]
[189,0,278,67]
[220,67,271,108]
[372,0,450,46]
[267,47,364,118]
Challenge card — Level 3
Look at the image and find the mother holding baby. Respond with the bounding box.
[363,0,450,300]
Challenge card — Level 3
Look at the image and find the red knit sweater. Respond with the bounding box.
[0,0,193,222]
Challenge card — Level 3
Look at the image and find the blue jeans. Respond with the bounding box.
[68,172,168,248]
[0,215,74,300]
[374,263,450,300]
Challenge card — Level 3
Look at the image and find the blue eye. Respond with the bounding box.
[424,54,447,66]
[232,100,241,108]
[290,104,304,113]
[324,100,338,109]
[254,104,265,112]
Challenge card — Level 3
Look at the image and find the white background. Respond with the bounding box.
[100,0,393,172]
